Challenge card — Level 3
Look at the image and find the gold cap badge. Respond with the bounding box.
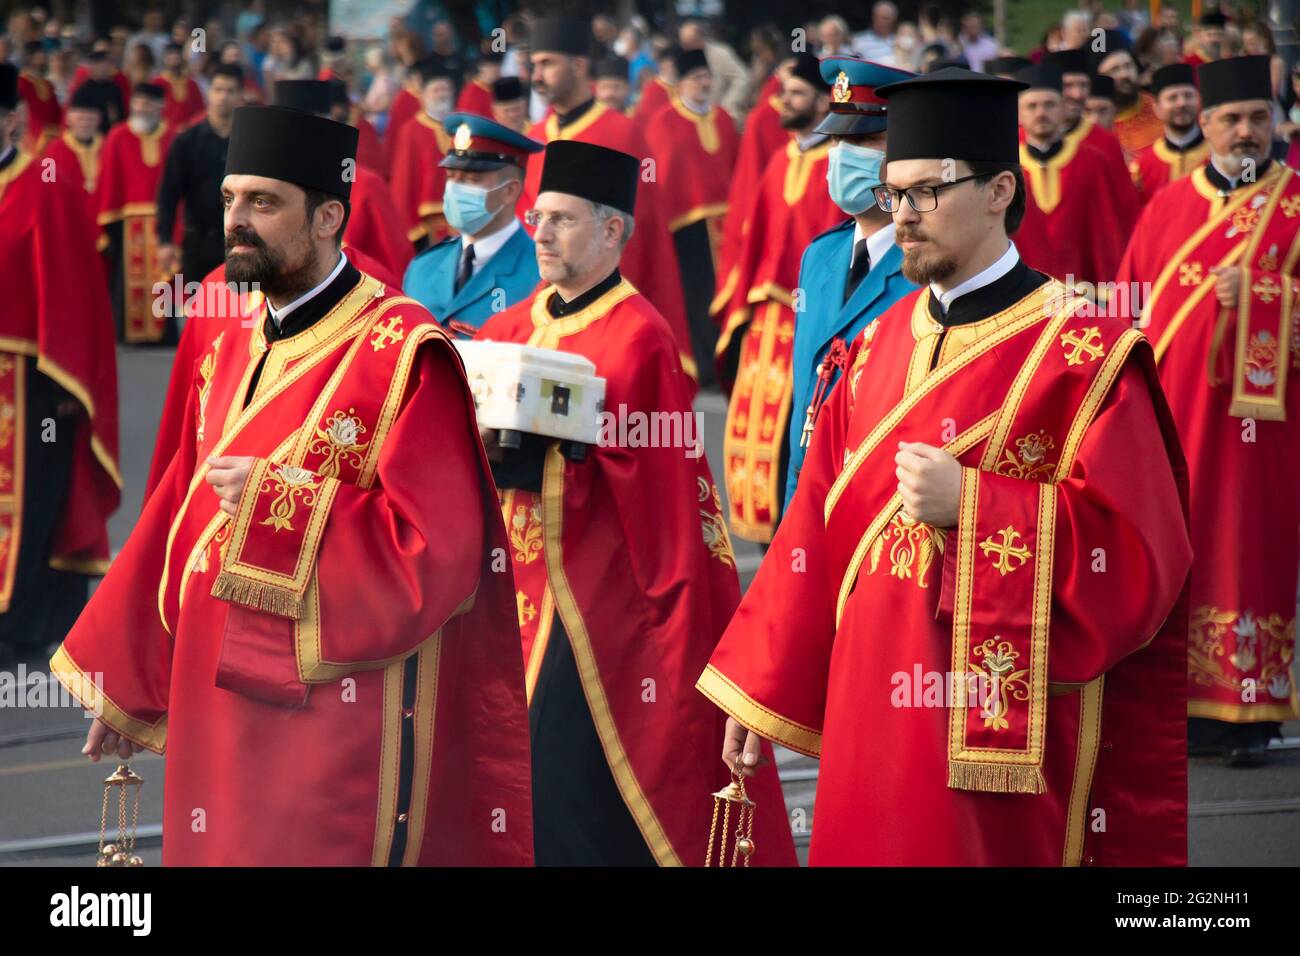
[832,71,852,104]
[453,123,473,151]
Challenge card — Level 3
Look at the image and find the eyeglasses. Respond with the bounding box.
[872,174,983,213]
[524,209,592,231]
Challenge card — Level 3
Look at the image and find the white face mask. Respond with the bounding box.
[614,37,632,58]
[426,98,452,121]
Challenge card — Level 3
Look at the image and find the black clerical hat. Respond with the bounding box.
[1151,63,1197,95]
[877,67,1027,164]
[675,47,709,78]
[1043,48,1090,76]
[1089,74,1116,101]
[1198,55,1272,109]
[225,106,358,200]
[593,56,629,80]
[69,84,100,110]
[1015,63,1064,92]
[0,64,17,110]
[133,81,166,101]
[537,140,638,216]
[492,76,525,102]
[530,17,592,58]
[788,52,827,91]
[984,56,1032,77]
[273,79,333,116]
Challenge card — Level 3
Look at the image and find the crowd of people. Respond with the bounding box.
[0,2,1294,868]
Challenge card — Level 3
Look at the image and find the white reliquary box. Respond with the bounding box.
[454,340,607,447]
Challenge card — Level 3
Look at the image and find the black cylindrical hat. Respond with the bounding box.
[1089,73,1116,101]
[593,56,629,80]
[0,63,20,109]
[537,140,638,215]
[69,84,101,110]
[788,52,827,91]
[984,56,1032,77]
[492,76,525,102]
[1015,63,1064,92]
[1198,55,1272,109]
[674,47,709,78]
[530,17,592,58]
[877,67,1027,164]
[1043,48,1090,77]
[273,79,333,116]
[225,105,358,199]
[1151,63,1197,95]
[133,81,166,101]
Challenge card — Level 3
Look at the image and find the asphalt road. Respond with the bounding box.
[0,344,1295,867]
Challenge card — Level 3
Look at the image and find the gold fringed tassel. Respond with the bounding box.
[210,571,304,620]
[948,761,1046,794]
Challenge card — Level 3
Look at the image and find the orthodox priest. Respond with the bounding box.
[0,63,120,665]
[389,60,455,249]
[53,105,534,866]
[520,18,694,383]
[700,68,1193,866]
[714,52,840,543]
[476,140,794,867]
[1116,55,1300,766]
[97,81,175,344]
[645,47,739,384]
[1128,64,1209,206]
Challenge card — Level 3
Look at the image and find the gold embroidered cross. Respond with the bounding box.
[370,315,405,351]
[1252,275,1283,304]
[979,526,1032,576]
[1060,326,1104,366]
[1282,195,1300,219]
[1178,262,1204,286]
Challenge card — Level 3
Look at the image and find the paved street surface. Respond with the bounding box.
[0,345,1295,866]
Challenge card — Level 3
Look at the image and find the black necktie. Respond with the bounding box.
[844,238,870,303]
[455,243,476,294]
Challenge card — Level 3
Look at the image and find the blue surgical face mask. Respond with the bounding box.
[827,140,885,216]
[443,179,507,235]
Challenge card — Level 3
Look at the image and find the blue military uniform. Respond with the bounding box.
[403,111,543,337]
[783,55,919,509]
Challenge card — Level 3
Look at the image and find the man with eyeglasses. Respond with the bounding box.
[475,140,795,867]
[714,51,841,545]
[700,67,1193,866]
[1118,55,1300,767]
[1128,64,1209,207]
[1012,63,1137,289]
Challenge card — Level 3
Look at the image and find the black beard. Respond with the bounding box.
[224,228,320,301]
[779,106,817,130]
[901,248,959,285]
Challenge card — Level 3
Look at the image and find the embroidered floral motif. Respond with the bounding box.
[0,396,15,450]
[517,590,538,627]
[1257,243,1280,273]
[969,637,1030,731]
[258,464,320,532]
[994,430,1057,480]
[867,510,946,588]
[309,407,370,478]
[1244,329,1279,388]
[195,332,223,446]
[698,477,736,568]
[508,501,543,564]
[1189,605,1295,697]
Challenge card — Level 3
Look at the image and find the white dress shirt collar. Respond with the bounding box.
[929,241,1019,314]
[267,251,348,328]
[461,216,520,273]
[853,219,897,270]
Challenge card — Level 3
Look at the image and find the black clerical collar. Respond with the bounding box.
[1024,137,1064,163]
[262,257,362,342]
[926,259,1049,327]
[555,98,596,129]
[0,145,15,172]
[1164,128,1204,153]
[546,269,621,318]
[1204,158,1270,193]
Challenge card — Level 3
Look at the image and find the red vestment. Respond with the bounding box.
[54,273,534,865]
[1016,136,1138,285]
[456,79,495,118]
[0,150,120,589]
[1111,93,1164,159]
[518,103,694,383]
[155,72,206,130]
[701,279,1193,864]
[646,99,739,250]
[17,70,62,153]
[68,66,133,115]
[389,111,451,245]
[40,131,103,228]
[633,76,674,120]
[714,139,840,542]
[350,105,388,179]
[347,166,415,284]
[476,278,795,867]
[1129,136,1210,206]
[384,86,421,170]
[1117,163,1300,723]
[714,85,787,309]
[97,121,176,342]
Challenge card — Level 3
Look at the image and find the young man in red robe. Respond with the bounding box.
[97,81,176,343]
[0,64,121,666]
[714,53,840,543]
[1096,42,1164,158]
[1129,64,1209,206]
[1013,64,1137,287]
[632,45,676,120]
[714,66,789,313]
[40,85,104,229]
[1117,56,1300,766]
[388,60,455,249]
[646,48,739,385]
[1041,48,1126,171]
[701,67,1193,866]
[155,42,206,130]
[519,18,694,383]
[54,105,533,866]
[474,140,793,867]
[17,41,61,153]
[456,49,501,118]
